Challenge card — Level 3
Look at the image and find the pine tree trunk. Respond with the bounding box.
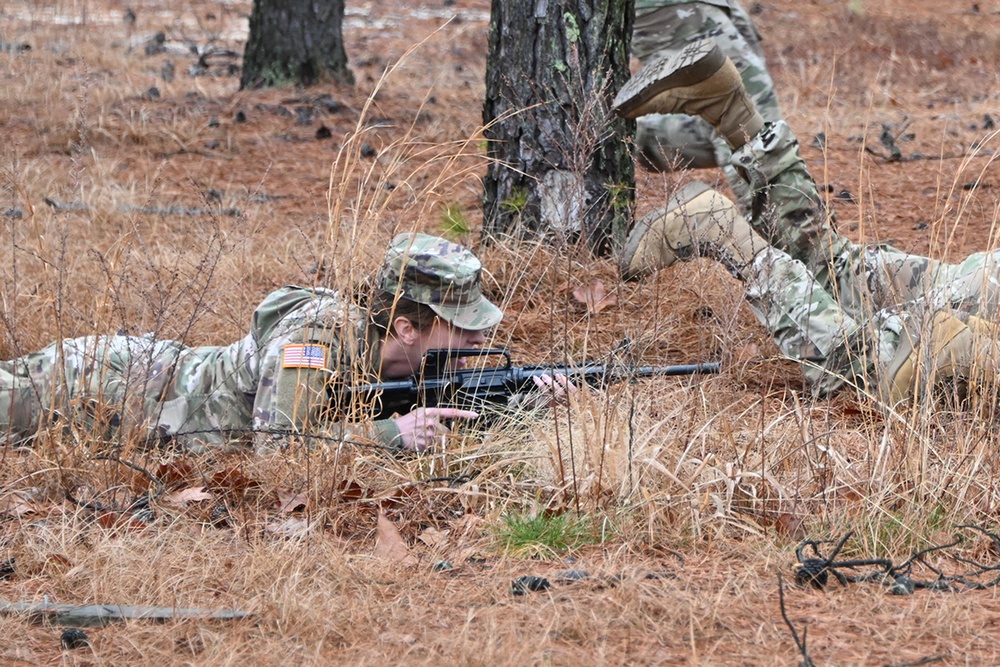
[482,0,635,255]
[241,0,353,89]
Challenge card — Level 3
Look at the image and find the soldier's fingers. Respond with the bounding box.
[554,374,577,393]
[532,375,555,391]
[423,408,479,421]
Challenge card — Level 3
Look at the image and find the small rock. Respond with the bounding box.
[836,189,855,203]
[0,558,15,579]
[161,60,175,82]
[360,143,377,158]
[234,110,247,123]
[914,220,928,230]
[984,114,996,130]
[811,132,827,149]
[123,7,136,25]
[315,125,332,140]
[204,139,219,150]
[206,189,223,202]
[890,576,915,596]
[2,207,23,220]
[555,569,590,583]
[210,504,230,527]
[294,106,313,126]
[511,575,551,595]
[432,560,454,572]
[144,86,160,100]
[144,31,166,56]
[693,305,715,322]
[60,628,89,650]
[207,116,219,128]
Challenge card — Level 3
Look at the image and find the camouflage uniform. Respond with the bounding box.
[632,0,781,202]
[728,120,1000,395]
[613,37,1000,401]
[0,233,503,453]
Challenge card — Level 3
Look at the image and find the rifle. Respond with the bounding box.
[336,348,720,421]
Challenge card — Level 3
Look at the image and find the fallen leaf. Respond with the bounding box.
[156,460,195,487]
[774,513,806,541]
[417,526,451,549]
[0,489,40,518]
[163,486,214,507]
[378,485,419,510]
[333,479,366,502]
[210,468,261,498]
[276,490,307,514]
[572,280,617,316]
[264,517,314,539]
[374,511,417,566]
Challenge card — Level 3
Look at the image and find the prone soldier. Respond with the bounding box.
[614,39,1000,406]
[0,233,572,453]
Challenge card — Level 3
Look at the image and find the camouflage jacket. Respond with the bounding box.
[1,286,401,452]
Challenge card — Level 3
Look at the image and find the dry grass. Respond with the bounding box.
[2,0,1000,665]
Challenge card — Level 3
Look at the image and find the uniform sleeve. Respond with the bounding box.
[248,287,404,453]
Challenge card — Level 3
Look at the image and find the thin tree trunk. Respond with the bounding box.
[241,0,353,89]
[482,0,634,255]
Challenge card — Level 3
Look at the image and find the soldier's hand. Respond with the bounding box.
[395,407,479,452]
[531,373,577,408]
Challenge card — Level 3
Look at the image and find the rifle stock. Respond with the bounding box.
[336,348,720,421]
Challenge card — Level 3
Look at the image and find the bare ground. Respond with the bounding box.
[1,0,1000,665]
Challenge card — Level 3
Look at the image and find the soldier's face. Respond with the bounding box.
[409,318,486,371]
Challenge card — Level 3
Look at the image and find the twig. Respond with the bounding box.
[0,600,250,627]
[777,572,816,667]
[43,197,241,217]
[884,655,946,667]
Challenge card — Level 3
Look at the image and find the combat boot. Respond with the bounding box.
[614,38,764,149]
[881,310,999,406]
[619,182,769,280]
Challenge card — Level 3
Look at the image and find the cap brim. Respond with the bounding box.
[429,295,503,331]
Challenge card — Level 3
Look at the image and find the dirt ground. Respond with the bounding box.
[1,0,1000,665]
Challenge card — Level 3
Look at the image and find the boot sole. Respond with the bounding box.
[614,39,727,118]
[620,181,713,280]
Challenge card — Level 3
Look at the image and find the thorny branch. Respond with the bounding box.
[793,527,1000,592]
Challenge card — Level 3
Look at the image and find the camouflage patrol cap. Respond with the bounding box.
[378,232,503,331]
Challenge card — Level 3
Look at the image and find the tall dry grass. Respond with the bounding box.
[2,0,1000,664]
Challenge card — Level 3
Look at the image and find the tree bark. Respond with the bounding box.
[482,0,635,255]
[241,0,353,89]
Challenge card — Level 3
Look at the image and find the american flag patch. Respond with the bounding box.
[282,344,327,369]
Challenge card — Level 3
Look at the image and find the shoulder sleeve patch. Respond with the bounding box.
[282,343,327,369]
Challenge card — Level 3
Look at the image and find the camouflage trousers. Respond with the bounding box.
[0,334,183,444]
[632,1,782,203]
[730,120,1000,395]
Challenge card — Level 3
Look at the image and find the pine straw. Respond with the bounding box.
[3,0,1000,664]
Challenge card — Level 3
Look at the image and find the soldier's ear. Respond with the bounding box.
[391,316,419,345]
